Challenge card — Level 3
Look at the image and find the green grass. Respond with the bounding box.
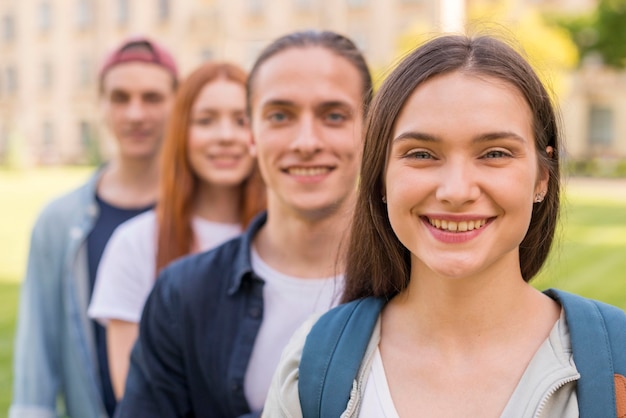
[0,166,92,414]
[534,180,626,308]
[0,168,624,413]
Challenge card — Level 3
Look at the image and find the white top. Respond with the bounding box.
[360,348,400,418]
[244,248,343,412]
[359,312,574,418]
[88,210,241,325]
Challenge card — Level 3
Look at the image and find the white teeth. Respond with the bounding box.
[428,218,487,232]
[287,167,330,176]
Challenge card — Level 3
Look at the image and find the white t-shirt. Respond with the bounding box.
[244,248,343,412]
[359,313,572,418]
[359,348,401,418]
[88,210,241,325]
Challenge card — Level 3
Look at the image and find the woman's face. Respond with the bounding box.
[384,71,548,281]
[187,79,254,188]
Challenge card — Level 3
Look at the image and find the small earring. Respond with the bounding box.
[382,196,387,204]
[534,193,544,203]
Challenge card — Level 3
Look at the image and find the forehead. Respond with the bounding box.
[192,79,246,111]
[251,47,363,110]
[102,61,174,95]
[395,72,532,137]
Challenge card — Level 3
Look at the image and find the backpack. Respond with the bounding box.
[299,289,626,418]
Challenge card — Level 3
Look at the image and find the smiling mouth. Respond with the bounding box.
[426,217,488,232]
[285,166,332,176]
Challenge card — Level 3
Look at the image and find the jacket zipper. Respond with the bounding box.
[534,374,580,417]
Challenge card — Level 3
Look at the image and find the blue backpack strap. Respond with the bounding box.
[546,289,626,418]
[299,297,385,418]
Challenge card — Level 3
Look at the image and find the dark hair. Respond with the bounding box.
[342,34,561,302]
[245,30,373,117]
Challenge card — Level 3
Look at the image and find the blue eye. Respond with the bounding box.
[268,111,289,123]
[407,151,433,159]
[326,112,346,123]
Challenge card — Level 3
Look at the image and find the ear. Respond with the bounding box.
[534,146,552,196]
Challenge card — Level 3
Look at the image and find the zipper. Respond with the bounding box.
[534,374,580,417]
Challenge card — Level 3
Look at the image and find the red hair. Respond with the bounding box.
[155,62,266,274]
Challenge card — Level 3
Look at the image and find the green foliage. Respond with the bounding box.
[552,0,626,68]
[394,1,578,98]
[0,281,19,413]
[565,158,626,178]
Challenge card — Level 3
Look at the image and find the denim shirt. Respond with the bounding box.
[116,213,269,418]
[10,170,108,418]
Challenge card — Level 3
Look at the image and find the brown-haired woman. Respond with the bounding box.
[88,61,265,400]
[263,34,626,417]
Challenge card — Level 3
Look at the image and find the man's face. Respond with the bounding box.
[100,62,175,160]
[250,47,364,221]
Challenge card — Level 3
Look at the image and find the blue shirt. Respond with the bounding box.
[87,195,153,417]
[116,213,268,418]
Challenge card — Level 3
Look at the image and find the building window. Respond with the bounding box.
[588,105,613,146]
[347,0,367,8]
[38,2,52,32]
[41,60,53,89]
[2,15,15,41]
[158,0,170,21]
[76,0,93,28]
[5,67,17,94]
[294,0,313,10]
[248,0,263,16]
[42,121,54,152]
[117,0,129,24]
[349,30,368,52]
[200,48,213,62]
[78,56,92,87]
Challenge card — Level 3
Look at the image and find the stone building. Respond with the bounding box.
[1,0,623,165]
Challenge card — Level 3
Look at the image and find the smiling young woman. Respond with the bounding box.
[88,62,266,401]
[263,34,626,418]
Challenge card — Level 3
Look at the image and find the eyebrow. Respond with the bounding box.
[261,99,353,110]
[392,131,527,144]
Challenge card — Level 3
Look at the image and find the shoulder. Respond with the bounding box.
[107,210,157,248]
[155,235,248,297]
[31,176,97,239]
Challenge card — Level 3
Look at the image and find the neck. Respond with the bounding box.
[97,155,160,208]
[192,183,242,224]
[253,196,355,278]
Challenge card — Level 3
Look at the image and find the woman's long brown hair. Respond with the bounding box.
[155,62,266,275]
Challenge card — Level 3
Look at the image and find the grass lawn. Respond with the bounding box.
[0,168,624,413]
[0,166,92,414]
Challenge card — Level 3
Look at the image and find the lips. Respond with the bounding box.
[426,217,488,232]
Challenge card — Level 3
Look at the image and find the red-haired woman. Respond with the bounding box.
[88,62,265,400]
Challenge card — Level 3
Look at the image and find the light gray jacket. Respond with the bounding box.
[10,171,108,418]
[263,312,580,418]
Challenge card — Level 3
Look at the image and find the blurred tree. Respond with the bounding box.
[393,1,578,98]
[551,0,626,68]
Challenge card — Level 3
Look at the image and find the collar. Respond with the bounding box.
[226,211,268,295]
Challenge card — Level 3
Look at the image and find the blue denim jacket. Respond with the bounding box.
[10,171,108,418]
[116,213,269,418]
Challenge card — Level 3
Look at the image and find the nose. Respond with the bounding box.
[216,119,236,144]
[290,114,321,156]
[125,98,147,121]
[435,158,481,206]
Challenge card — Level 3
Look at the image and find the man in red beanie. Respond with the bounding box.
[10,36,177,418]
